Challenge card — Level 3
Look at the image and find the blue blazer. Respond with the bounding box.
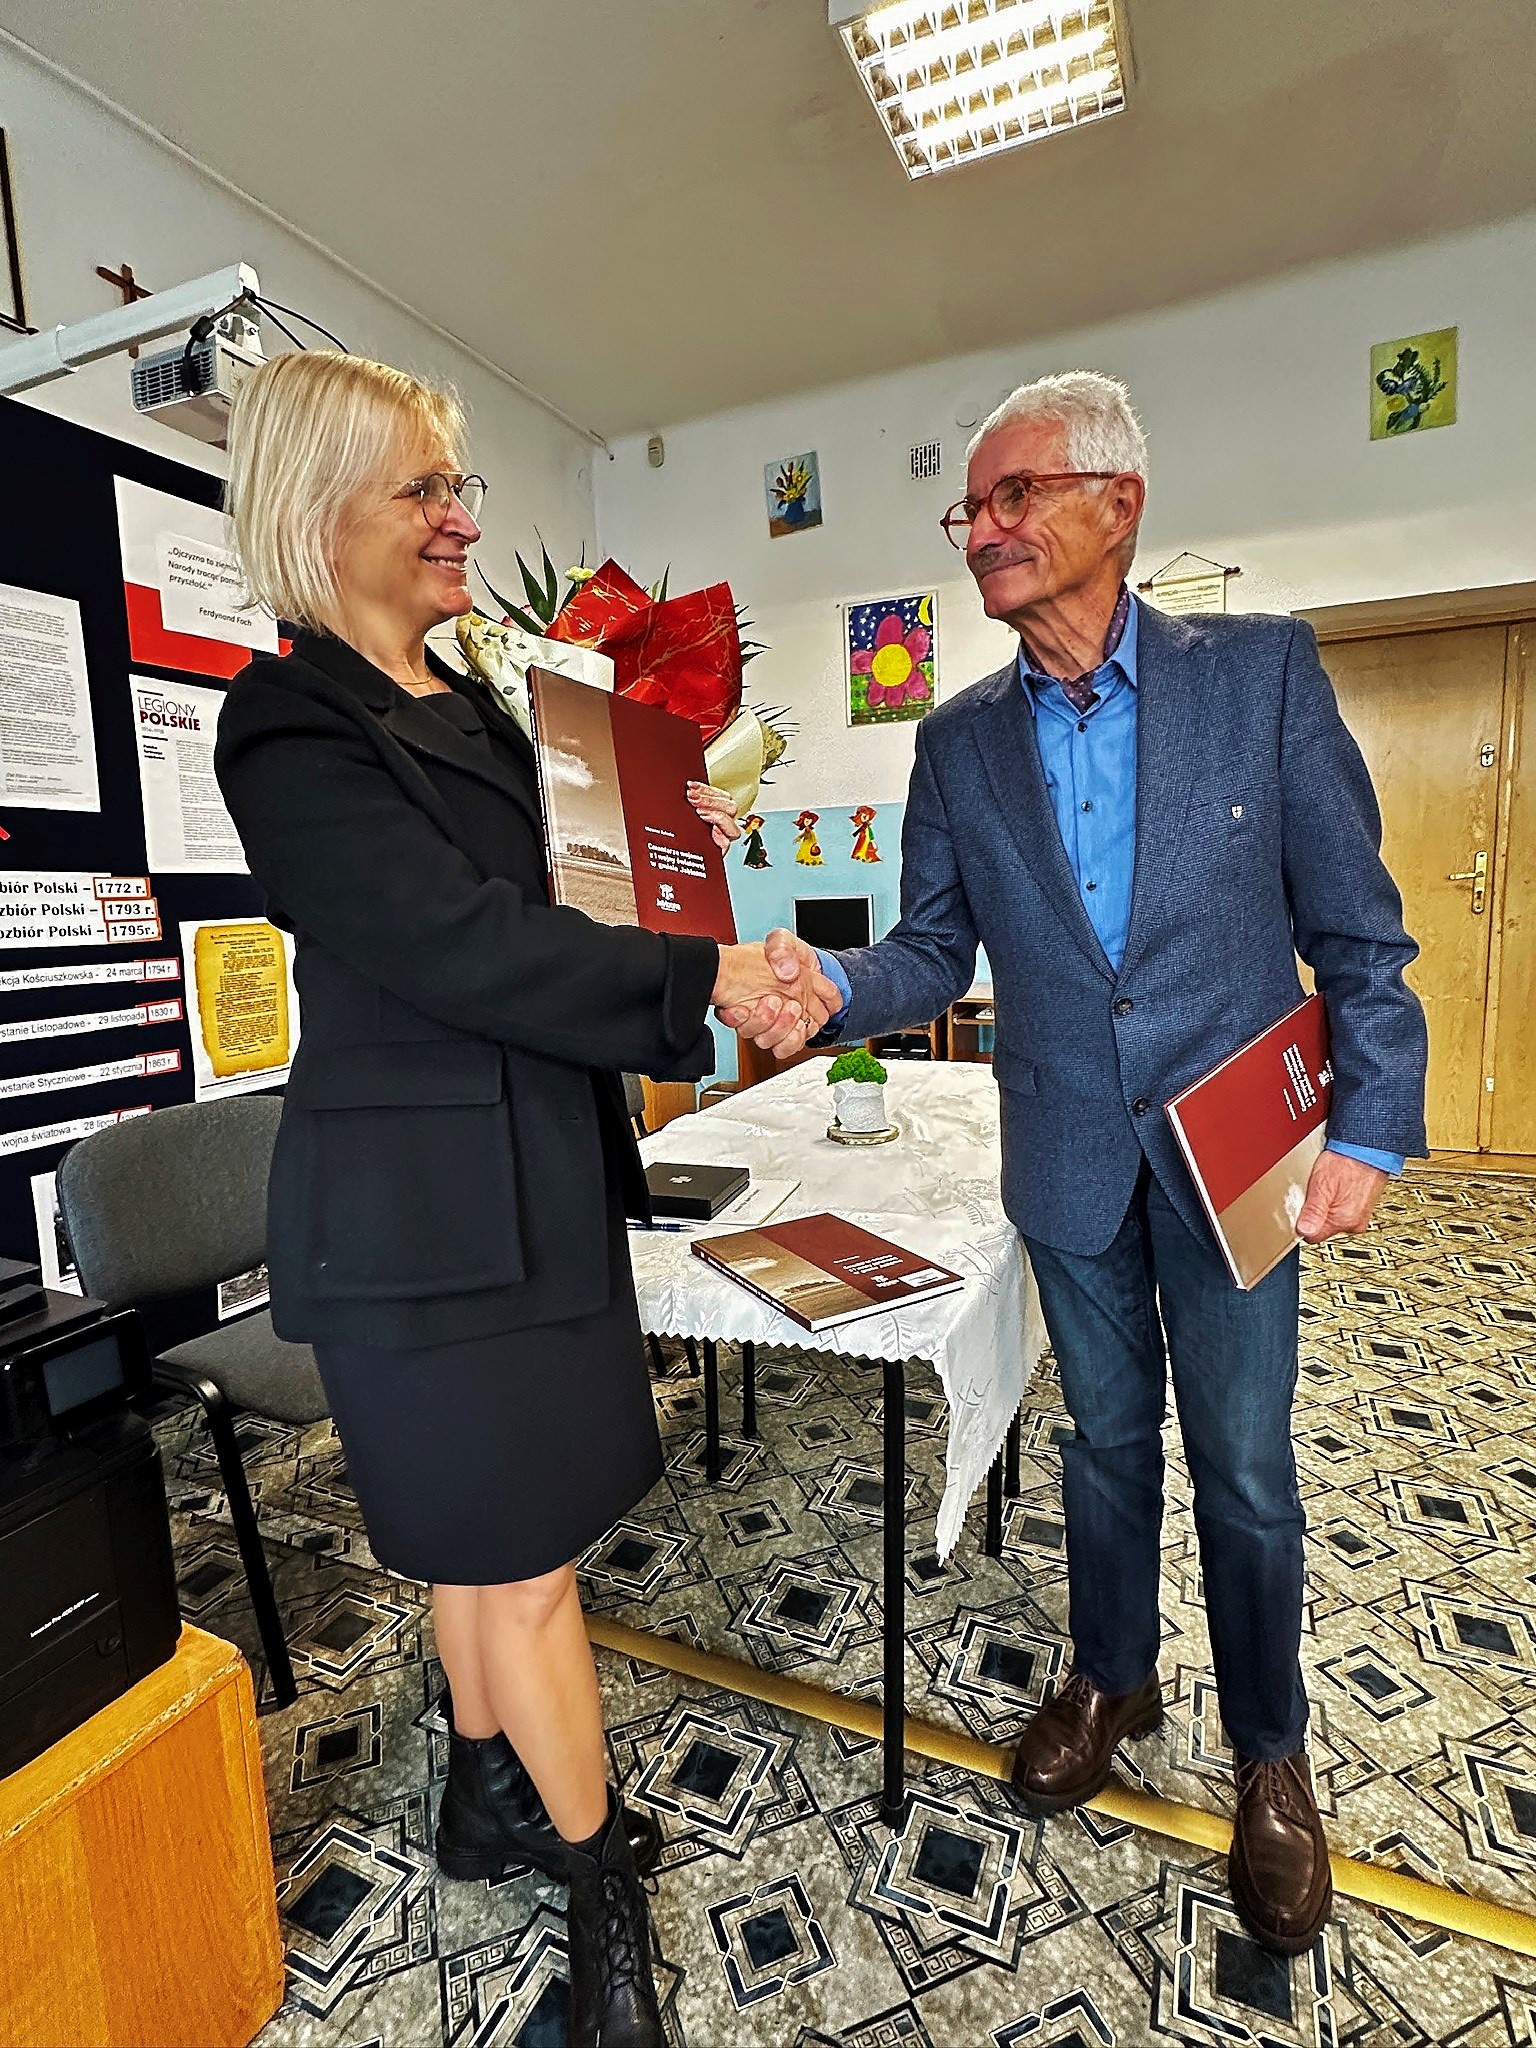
[831,605,1428,1257]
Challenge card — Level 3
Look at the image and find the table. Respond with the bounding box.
[0,1625,283,2048]
[629,1060,1045,1821]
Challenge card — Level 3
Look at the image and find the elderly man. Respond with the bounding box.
[725,371,1427,1954]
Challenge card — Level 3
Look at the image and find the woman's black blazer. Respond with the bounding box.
[214,632,719,1350]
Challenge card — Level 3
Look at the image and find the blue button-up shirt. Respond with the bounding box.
[817,592,1400,1175]
[1020,588,1141,970]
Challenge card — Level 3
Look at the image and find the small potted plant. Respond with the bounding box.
[826,1047,892,1138]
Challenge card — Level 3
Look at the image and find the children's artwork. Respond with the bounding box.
[846,593,935,725]
[793,810,824,866]
[740,813,771,869]
[849,806,881,863]
[1371,328,1457,438]
[765,453,823,538]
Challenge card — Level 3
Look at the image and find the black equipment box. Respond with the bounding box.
[0,1411,180,1777]
[0,1298,149,1451]
[645,1161,751,1220]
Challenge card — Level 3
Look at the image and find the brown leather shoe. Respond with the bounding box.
[1229,1751,1333,1955]
[1007,1670,1163,1816]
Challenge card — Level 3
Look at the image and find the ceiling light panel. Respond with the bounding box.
[831,0,1128,180]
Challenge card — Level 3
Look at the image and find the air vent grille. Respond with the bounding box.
[909,440,942,481]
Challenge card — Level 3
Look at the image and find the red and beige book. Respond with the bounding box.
[691,1213,964,1332]
[1164,992,1333,1290]
[526,667,737,944]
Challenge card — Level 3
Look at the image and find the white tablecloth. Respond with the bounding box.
[630,1061,1045,1559]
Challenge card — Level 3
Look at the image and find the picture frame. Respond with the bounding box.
[0,130,30,336]
[843,590,937,727]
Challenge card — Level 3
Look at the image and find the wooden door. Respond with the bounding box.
[1489,624,1536,1153]
[1320,626,1508,1151]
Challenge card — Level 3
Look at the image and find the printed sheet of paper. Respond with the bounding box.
[0,1048,181,1102]
[0,872,160,952]
[181,917,299,1099]
[0,1105,150,1160]
[115,476,279,679]
[0,583,100,813]
[0,958,178,995]
[217,1265,270,1320]
[30,1172,84,1294]
[0,997,182,1046]
[130,676,246,872]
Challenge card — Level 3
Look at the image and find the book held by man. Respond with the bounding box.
[1164,992,1332,1290]
[526,666,737,943]
[691,1213,964,1332]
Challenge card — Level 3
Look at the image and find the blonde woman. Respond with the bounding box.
[217,350,835,2048]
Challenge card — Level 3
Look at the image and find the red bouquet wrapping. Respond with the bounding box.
[543,558,743,742]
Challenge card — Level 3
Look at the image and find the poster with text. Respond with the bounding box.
[0,583,100,812]
[180,917,299,1099]
[115,476,283,679]
[0,872,160,953]
[131,676,247,872]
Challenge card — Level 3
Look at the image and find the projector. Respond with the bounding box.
[129,311,265,448]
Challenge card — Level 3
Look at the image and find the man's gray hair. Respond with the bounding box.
[967,370,1148,479]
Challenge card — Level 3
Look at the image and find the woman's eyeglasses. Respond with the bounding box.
[939,470,1118,548]
[393,472,488,526]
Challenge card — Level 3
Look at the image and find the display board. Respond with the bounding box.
[0,397,282,1347]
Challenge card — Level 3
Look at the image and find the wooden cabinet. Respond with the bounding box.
[945,989,995,1064]
[0,1626,283,2048]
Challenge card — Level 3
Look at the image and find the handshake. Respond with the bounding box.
[711,929,842,1057]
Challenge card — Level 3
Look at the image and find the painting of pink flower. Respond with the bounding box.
[846,594,937,725]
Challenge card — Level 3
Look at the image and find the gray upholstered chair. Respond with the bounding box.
[56,1095,325,1707]
[622,1070,648,1138]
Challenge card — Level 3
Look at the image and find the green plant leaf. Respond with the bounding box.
[540,541,559,616]
[517,550,550,619]
[504,602,547,636]
[477,567,526,622]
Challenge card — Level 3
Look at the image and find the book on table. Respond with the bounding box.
[1163,991,1332,1291]
[691,1213,964,1332]
[645,1161,750,1221]
[526,666,737,943]
[634,1177,801,1235]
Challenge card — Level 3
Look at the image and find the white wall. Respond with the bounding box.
[597,213,1536,814]
[1,38,596,595]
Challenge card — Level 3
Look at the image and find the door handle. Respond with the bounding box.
[1446,848,1488,913]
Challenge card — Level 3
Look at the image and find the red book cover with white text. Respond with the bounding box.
[527,666,736,943]
[1164,993,1332,1290]
[691,1213,964,1332]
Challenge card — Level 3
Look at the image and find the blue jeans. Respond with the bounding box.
[1022,1164,1307,1759]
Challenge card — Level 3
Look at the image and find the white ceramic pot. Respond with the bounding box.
[831,1079,888,1133]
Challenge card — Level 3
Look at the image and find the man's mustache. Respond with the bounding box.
[969,541,1032,575]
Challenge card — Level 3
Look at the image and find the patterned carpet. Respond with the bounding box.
[152,1167,1536,2047]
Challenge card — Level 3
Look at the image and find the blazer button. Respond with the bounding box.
[1114,997,1133,1017]
[1132,1096,1150,1115]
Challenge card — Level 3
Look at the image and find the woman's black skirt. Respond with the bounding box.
[312,1194,662,1584]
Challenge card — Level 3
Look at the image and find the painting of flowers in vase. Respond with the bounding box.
[845,592,936,726]
[765,451,823,537]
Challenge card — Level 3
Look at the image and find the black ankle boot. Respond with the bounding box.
[433,1689,664,1882]
[565,1797,664,2048]
[435,1727,568,1882]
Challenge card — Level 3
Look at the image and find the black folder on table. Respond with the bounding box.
[645,1162,751,1221]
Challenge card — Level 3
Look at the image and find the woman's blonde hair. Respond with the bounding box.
[226,350,465,633]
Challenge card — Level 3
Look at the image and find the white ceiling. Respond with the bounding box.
[7,0,1534,435]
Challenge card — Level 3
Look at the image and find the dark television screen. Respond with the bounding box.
[793,896,873,951]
